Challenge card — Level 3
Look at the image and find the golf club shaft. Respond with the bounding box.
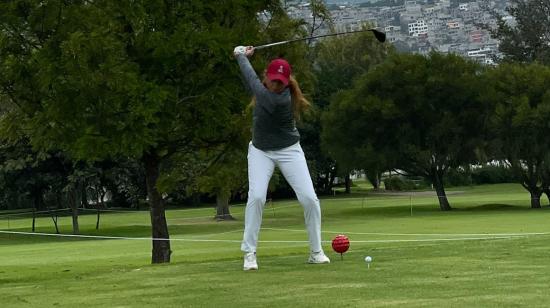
[254,29,384,50]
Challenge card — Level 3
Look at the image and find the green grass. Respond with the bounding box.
[1,183,550,307]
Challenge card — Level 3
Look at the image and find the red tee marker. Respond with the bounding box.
[332,234,350,260]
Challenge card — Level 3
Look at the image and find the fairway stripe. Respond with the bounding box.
[0,230,545,244]
[191,228,244,238]
[261,227,550,237]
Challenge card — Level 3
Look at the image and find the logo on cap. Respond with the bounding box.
[266,58,292,86]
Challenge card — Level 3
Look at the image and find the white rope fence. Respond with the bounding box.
[2,195,549,245]
[0,229,546,244]
[262,227,550,237]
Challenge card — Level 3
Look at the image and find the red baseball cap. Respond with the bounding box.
[266,58,292,86]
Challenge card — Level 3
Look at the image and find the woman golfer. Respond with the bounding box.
[234,46,330,270]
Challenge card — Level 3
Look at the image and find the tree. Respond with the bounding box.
[196,118,249,221]
[192,147,247,221]
[482,0,550,205]
[307,27,391,193]
[322,52,487,210]
[158,115,249,221]
[0,139,55,211]
[306,0,334,38]
[487,0,550,64]
[99,158,146,209]
[482,62,550,208]
[0,0,282,263]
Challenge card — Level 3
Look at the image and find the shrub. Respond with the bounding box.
[384,176,428,191]
[444,168,472,187]
[471,165,517,184]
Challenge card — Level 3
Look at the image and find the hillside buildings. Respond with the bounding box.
[285,0,512,64]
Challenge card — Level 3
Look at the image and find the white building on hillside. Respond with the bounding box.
[409,19,428,36]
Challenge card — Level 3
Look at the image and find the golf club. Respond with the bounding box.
[254,28,386,50]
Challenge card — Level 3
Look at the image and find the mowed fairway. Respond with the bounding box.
[1,183,550,307]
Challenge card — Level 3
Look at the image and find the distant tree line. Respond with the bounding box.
[322,52,550,210]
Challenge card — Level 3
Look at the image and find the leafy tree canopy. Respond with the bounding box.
[322,52,487,210]
[488,0,550,64]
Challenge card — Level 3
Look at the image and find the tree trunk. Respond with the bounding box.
[143,152,171,264]
[49,209,60,234]
[432,171,452,211]
[81,185,89,209]
[51,195,61,233]
[96,208,101,230]
[32,208,36,232]
[68,189,80,234]
[328,170,337,194]
[524,170,542,208]
[98,187,106,209]
[31,193,45,232]
[344,174,351,194]
[96,186,103,230]
[72,205,80,234]
[366,170,380,190]
[215,192,234,221]
[318,171,330,195]
[529,190,542,209]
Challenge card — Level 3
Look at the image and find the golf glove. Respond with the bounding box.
[234,46,247,56]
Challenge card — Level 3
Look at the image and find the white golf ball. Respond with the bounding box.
[365,256,372,263]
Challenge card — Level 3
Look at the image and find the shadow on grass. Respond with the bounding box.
[337,202,550,219]
[336,204,439,218]
[461,203,550,211]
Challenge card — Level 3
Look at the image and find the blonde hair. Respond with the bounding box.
[288,76,311,120]
[249,75,311,120]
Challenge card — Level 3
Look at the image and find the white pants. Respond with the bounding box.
[241,141,323,253]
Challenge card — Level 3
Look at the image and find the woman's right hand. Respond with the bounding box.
[244,46,254,57]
